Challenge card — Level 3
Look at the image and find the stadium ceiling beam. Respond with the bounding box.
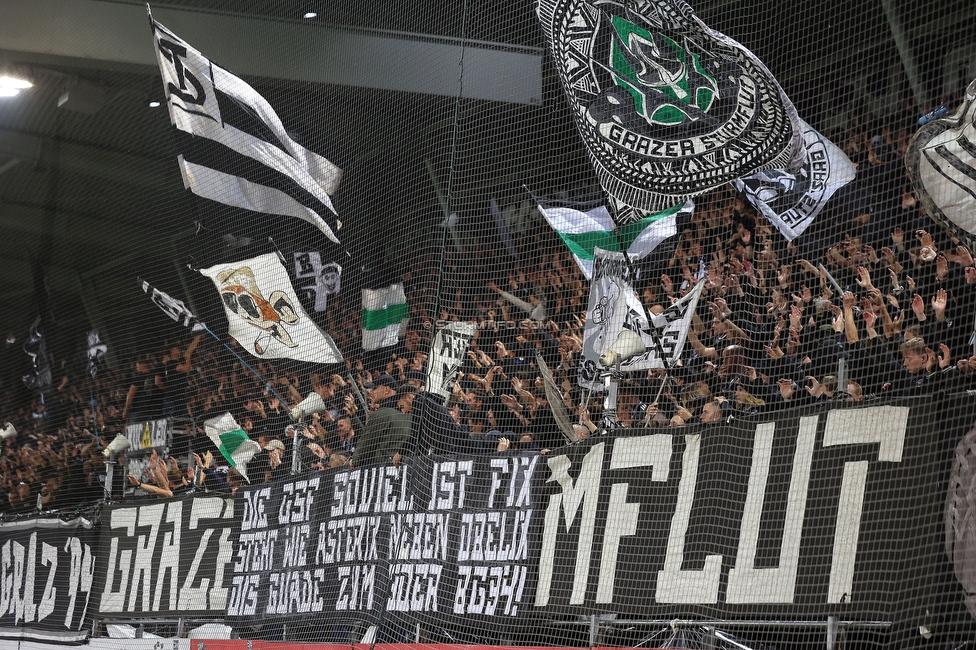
[0,201,158,264]
[0,128,174,196]
[778,5,976,90]
[0,0,543,106]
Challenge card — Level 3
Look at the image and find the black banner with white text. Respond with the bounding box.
[227,453,541,630]
[0,516,97,642]
[94,494,236,618]
[532,396,973,638]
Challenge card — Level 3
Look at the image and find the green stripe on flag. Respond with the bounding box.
[557,230,621,261]
[218,428,249,468]
[558,204,680,261]
[619,204,680,248]
[362,302,409,330]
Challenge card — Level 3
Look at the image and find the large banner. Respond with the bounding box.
[0,516,98,642]
[3,397,976,646]
[95,494,236,618]
[531,397,973,641]
[227,454,541,630]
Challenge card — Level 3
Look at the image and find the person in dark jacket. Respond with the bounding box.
[352,375,413,467]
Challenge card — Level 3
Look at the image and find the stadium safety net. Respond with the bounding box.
[0,0,975,648]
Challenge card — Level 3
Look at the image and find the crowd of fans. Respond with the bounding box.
[2,94,974,515]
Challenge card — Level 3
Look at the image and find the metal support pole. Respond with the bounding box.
[837,356,847,397]
[826,615,838,649]
[104,458,114,502]
[588,613,599,647]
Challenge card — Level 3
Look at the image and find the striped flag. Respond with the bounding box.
[907,76,976,252]
[150,15,342,243]
[362,283,409,351]
[203,413,261,482]
[537,200,694,280]
[140,279,207,333]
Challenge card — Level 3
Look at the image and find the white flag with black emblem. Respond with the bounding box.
[201,253,343,363]
[907,76,976,252]
[735,120,855,241]
[579,248,703,388]
[426,322,476,398]
[150,13,342,243]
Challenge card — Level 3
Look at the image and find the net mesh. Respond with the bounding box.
[0,0,974,648]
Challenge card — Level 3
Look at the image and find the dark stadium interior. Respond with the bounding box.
[1,0,976,646]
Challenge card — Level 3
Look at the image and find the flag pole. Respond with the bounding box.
[603,200,679,415]
[199,325,291,407]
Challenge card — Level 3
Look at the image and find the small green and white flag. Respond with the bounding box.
[362,283,409,351]
[203,412,261,482]
[537,200,694,280]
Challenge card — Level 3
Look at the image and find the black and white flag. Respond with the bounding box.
[426,322,476,398]
[140,279,207,333]
[735,120,855,241]
[86,330,107,378]
[150,15,343,243]
[22,317,52,391]
[579,248,703,388]
[294,252,342,312]
[537,0,802,216]
[907,76,976,251]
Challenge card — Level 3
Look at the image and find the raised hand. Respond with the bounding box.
[958,246,975,267]
[855,266,874,290]
[916,229,935,250]
[863,309,877,331]
[764,344,784,360]
[912,293,926,320]
[790,304,803,330]
[932,288,947,316]
[661,274,673,294]
[805,376,822,396]
[939,343,951,369]
[777,378,795,400]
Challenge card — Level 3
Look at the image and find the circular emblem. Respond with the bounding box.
[538,0,802,218]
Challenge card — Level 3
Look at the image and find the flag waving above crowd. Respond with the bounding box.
[536,0,802,216]
[362,283,409,352]
[200,253,343,364]
[203,413,261,482]
[735,119,856,241]
[907,76,976,252]
[579,248,703,388]
[141,279,207,333]
[149,13,343,243]
[538,197,693,279]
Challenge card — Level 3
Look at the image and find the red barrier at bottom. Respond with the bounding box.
[190,644,680,650]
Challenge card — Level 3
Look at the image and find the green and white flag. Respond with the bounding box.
[362,283,409,351]
[203,413,261,482]
[538,200,694,280]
